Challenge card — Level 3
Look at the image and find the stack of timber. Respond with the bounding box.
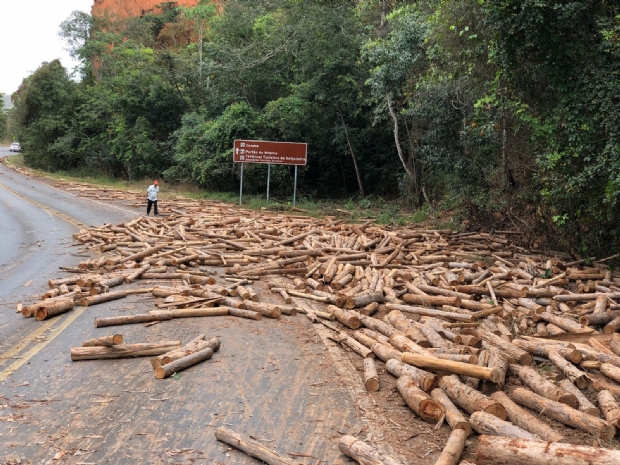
[16,198,620,464]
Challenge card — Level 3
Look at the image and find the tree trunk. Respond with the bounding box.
[95,311,174,328]
[509,364,578,408]
[402,352,501,383]
[364,358,379,392]
[338,107,364,197]
[82,334,124,347]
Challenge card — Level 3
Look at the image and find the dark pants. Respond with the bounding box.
[147,199,158,216]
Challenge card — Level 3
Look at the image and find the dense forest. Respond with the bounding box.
[9,0,620,257]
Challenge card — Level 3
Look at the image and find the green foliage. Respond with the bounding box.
[8,0,620,255]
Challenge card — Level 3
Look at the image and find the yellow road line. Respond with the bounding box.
[0,307,86,381]
[0,181,90,381]
[0,181,88,230]
[0,317,60,366]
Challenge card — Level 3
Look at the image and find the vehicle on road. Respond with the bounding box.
[10,142,21,152]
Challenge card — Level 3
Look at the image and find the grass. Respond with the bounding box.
[3,155,465,230]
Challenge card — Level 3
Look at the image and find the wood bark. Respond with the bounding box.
[95,311,174,328]
[434,429,467,465]
[438,375,506,420]
[154,336,220,369]
[82,334,124,347]
[396,375,445,423]
[509,387,615,439]
[154,346,215,379]
[469,410,538,439]
[557,378,600,417]
[402,352,501,383]
[33,297,75,320]
[364,358,379,391]
[385,359,435,391]
[475,435,620,465]
[71,341,181,361]
[215,427,300,465]
[597,390,620,426]
[489,391,565,442]
[339,434,404,465]
[326,305,361,329]
[509,364,578,408]
[430,388,471,435]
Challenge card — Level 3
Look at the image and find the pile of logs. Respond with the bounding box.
[19,203,620,464]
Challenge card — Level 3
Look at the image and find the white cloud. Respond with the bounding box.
[0,0,93,96]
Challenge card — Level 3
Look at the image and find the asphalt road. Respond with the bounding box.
[0,148,364,464]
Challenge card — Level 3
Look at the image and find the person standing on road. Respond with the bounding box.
[147,180,159,216]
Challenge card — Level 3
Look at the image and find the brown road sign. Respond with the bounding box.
[233,140,307,165]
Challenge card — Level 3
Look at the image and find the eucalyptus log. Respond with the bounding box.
[402,352,501,383]
[82,334,124,347]
[438,375,506,420]
[228,308,262,320]
[598,389,620,426]
[339,435,404,465]
[510,387,615,439]
[469,410,538,440]
[396,375,445,423]
[95,311,173,328]
[335,332,374,359]
[71,341,181,361]
[326,305,361,329]
[33,297,75,320]
[509,364,578,408]
[345,292,385,309]
[385,359,435,391]
[364,358,379,391]
[155,346,215,379]
[430,388,471,435]
[475,435,620,465]
[154,337,220,369]
[215,427,300,465]
[434,429,467,465]
[489,391,565,442]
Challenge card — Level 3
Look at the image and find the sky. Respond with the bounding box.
[0,0,94,100]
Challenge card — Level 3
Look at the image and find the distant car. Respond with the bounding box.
[10,142,21,152]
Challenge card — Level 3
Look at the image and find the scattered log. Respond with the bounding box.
[71,341,182,361]
[95,311,174,328]
[402,352,501,383]
[509,364,578,408]
[385,359,435,391]
[430,388,472,435]
[509,387,615,439]
[155,346,215,379]
[475,435,620,465]
[339,435,404,465]
[434,429,467,465]
[469,410,538,439]
[438,375,507,420]
[82,334,124,347]
[396,375,445,423]
[489,391,564,442]
[215,427,300,465]
[597,390,620,426]
[363,358,379,391]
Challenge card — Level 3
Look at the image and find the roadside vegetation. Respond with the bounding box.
[7,0,620,258]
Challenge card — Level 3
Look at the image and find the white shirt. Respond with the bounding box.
[147,185,159,201]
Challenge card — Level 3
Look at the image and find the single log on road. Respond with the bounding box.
[71,341,181,361]
[82,334,124,347]
[339,435,404,465]
[215,427,301,465]
[95,311,173,328]
[33,297,75,320]
[155,346,215,379]
[154,336,220,369]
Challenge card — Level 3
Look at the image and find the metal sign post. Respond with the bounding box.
[293,165,298,207]
[239,163,244,205]
[233,140,307,206]
[266,164,271,205]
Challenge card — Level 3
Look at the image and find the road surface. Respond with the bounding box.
[0,148,364,464]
